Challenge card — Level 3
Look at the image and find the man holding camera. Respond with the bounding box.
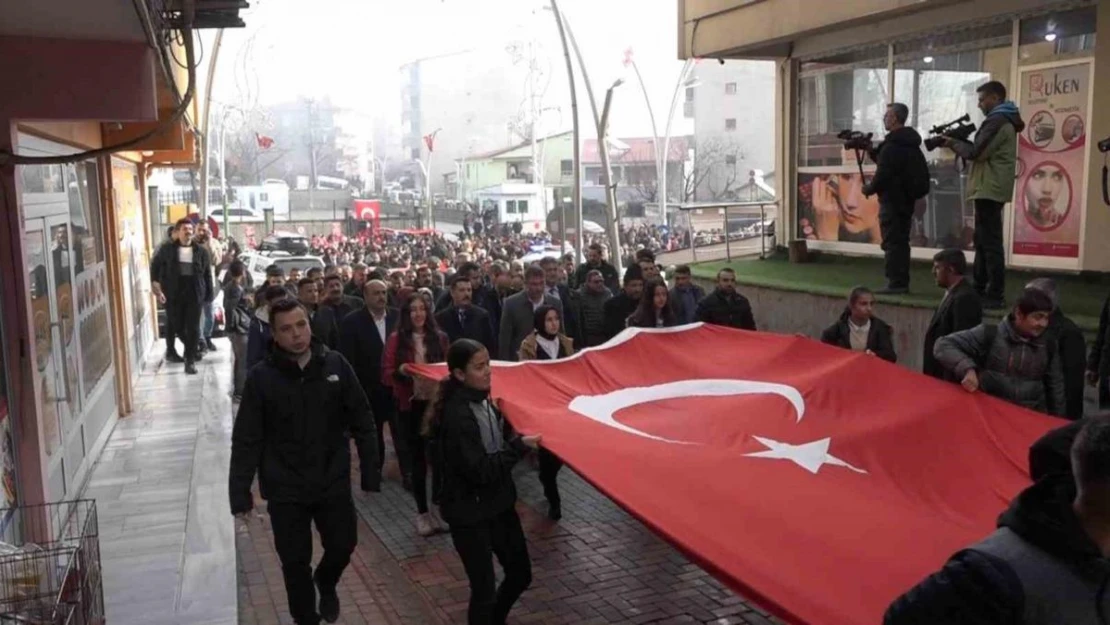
[863,103,929,294]
[942,80,1025,310]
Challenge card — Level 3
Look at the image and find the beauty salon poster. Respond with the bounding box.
[1014,60,1091,258]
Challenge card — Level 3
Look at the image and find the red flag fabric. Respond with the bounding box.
[423,133,436,153]
[256,133,274,149]
[409,324,1061,625]
[351,199,381,230]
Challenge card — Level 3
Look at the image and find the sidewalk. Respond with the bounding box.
[93,338,773,625]
[84,341,237,625]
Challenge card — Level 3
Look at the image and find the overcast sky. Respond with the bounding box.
[205,0,694,140]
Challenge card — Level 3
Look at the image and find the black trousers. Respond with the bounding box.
[537,448,564,505]
[879,205,912,289]
[166,292,201,362]
[370,390,409,476]
[400,399,439,514]
[268,494,358,625]
[450,507,532,625]
[972,199,1006,301]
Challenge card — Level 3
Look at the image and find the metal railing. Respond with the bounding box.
[676,200,778,262]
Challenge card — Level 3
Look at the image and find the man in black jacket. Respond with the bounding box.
[575,243,621,295]
[297,278,339,349]
[539,256,579,344]
[1089,291,1110,409]
[819,286,897,362]
[884,415,1110,624]
[436,274,496,354]
[320,274,360,323]
[1028,277,1087,420]
[696,267,756,331]
[602,265,644,341]
[863,102,928,294]
[150,218,213,374]
[437,262,500,330]
[923,249,983,382]
[339,280,408,485]
[230,298,380,625]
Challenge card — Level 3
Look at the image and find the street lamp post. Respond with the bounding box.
[412,158,431,230]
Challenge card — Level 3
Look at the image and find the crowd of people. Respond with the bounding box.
[153,213,1110,624]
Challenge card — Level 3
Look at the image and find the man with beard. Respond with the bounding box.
[499,266,559,361]
[319,274,361,324]
[151,218,213,374]
[574,243,620,295]
[603,265,644,341]
[696,267,756,330]
[577,269,613,348]
[436,274,496,354]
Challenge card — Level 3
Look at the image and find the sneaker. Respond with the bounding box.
[205,339,218,351]
[165,352,185,364]
[315,574,340,623]
[429,508,450,533]
[416,513,435,537]
[185,362,198,375]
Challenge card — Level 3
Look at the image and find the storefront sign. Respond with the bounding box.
[1013,60,1092,258]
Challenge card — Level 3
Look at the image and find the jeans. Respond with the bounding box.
[200,301,215,340]
[229,334,248,397]
[972,199,1006,301]
[449,507,532,625]
[537,448,564,505]
[267,494,358,625]
[400,400,439,514]
[879,205,912,289]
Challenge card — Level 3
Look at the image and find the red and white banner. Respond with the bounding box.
[411,324,1060,625]
[351,199,381,230]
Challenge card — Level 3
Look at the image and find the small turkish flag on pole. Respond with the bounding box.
[423,133,436,153]
[255,133,274,150]
[622,47,634,68]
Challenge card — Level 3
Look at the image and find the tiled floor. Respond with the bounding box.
[85,342,237,625]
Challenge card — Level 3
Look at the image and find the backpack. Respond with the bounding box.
[906,148,931,200]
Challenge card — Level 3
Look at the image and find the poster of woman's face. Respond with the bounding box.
[797,172,883,244]
[1022,162,1071,231]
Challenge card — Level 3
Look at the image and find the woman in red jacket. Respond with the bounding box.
[384,292,450,536]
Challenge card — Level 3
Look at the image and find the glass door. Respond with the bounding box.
[24,216,79,481]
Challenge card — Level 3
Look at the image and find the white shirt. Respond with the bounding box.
[371,311,387,343]
[529,296,545,312]
[177,245,194,263]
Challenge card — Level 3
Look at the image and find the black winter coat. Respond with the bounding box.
[338,307,398,405]
[1042,309,1087,420]
[1089,292,1110,408]
[150,241,213,303]
[228,340,380,514]
[695,289,757,331]
[863,126,926,209]
[883,474,1110,625]
[923,280,983,382]
[435,387,528,527]
[819,310,897,363]
[602,292,638,341]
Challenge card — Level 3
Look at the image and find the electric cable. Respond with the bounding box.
[0,26,197,166]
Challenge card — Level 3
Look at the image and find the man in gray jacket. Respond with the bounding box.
[934,287,1065,416]
[498,265,559,361]
[577,269,612,348]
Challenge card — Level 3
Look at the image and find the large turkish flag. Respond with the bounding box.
[410,324,1061,625]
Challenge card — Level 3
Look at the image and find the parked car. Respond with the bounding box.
[237,252,324,285]
[258,231,309,255]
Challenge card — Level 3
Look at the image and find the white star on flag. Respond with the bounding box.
[745,437,867,475]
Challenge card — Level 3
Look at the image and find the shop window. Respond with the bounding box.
[725,118,737,131]
[1019,7,1097,63]
[891,21,1012,250]
[517,200,529,214]
[560,159,574,176]
[798,44,889,169]
[506,200,517,214]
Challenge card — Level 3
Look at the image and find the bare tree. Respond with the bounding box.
[686,136,746,201]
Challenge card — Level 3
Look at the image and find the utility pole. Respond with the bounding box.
[198,29,225,219]
[549,0,582,256]
[306,97,317,210]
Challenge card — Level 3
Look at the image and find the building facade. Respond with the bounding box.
[679,0,1110,272]
[0,2,236,508]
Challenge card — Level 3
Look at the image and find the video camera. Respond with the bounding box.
[837,129,874,152]
[924,114,977,151]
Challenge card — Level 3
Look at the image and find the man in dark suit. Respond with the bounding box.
[338,279,410,485]
[499,265,559,361]
[539,256,579,345]
[435,274,496,354]
[437,261,500,331]
[922,248,983,382]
